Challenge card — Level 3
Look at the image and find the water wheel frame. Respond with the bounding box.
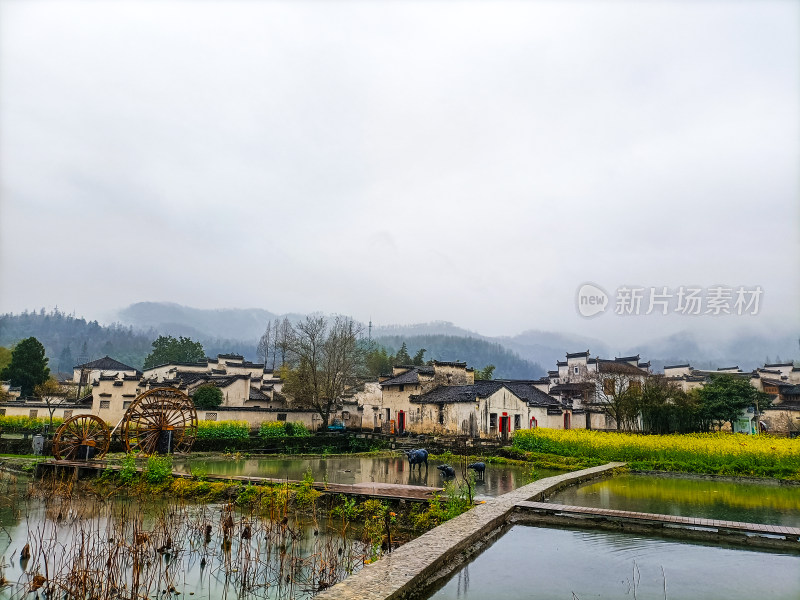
[53,414,111,460]
[122,387,198,455]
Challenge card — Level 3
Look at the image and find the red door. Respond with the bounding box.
[500,416,509,441]
[563,412,571,430]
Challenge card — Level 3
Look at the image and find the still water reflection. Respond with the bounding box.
[425,525,800,600]
[0,477,368,600]
[176,456,560,499]
[548,473,800,527]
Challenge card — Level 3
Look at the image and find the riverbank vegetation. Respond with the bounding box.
[513,428,800,479]
[98,454,471,536]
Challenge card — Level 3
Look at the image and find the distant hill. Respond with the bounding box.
[3,304,796,377]
[497,329,611,372]
[117,302,285,341]
[630,331,800,372]
[374,334,545,379]
[0,309,154,372]
[373,321,482,339]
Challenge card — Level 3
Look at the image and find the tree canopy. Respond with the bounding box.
[0,346,12,373]
[474,364,496,380]
[143,335,205,369]
[394,342,412,366]
[1,337,50,396]
[192,384,224,409]
[697,374,771,430]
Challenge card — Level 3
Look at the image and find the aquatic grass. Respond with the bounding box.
[513,429,800,479]
[16,475,376,599]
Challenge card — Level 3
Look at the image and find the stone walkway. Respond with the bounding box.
[516,500,800,540]
[316,462,625,600]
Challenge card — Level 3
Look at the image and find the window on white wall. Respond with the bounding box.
[206,413,218,421]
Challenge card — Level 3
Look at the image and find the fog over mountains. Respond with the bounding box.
[114,303,799,374]
[1,302,796,377]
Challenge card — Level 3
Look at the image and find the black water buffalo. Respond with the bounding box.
[467,462,486,479]
[437,464,456,478]
[405,449,429,471]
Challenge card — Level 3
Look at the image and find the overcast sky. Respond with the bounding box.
[1,0,798,345]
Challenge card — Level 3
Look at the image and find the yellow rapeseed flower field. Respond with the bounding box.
[513,428,800,478]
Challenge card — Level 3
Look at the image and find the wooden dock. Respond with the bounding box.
[515,501,800,542]
[38,459,442,502]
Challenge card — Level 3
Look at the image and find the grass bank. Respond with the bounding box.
[513,429,800,479]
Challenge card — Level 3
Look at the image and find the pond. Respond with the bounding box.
[176,455,561,499]
[424,524,800,600]
[547,473,800,527]
[0,475,372,600]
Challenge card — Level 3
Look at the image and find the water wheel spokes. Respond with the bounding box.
[53,414,111,461]
[122,387,198,455]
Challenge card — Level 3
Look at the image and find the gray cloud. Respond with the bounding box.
[1,0,797,344]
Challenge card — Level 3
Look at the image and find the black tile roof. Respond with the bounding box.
[566,351,590,358]
[764,362,794,368]
[410,382,503,404]
[615,355,640,362]
[598,360,647,376]
[75,355,139,372]
[717,366,740,371]
[249,387,270,401]
[501,381,561,407]
[664,364,691,369]
[409,380,560,407]
[380,370,421,386]
[432,360,467,367]
[218,353,244,360]
[380,366,433,387]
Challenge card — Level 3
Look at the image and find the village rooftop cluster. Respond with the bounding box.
[2,350,798,437]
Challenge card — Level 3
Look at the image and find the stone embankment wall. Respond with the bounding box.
[316,462,625,600]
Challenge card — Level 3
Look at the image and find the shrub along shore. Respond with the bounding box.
[513,428,800,480]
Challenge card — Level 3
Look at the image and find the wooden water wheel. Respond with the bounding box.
[53,414,111,460]
[121,387,198,455]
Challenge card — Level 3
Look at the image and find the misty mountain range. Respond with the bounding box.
[114,303,800,373]
[2,302,797,377]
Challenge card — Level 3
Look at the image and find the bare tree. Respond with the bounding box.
[256,321,273,367]
[271,318,280,371]
[34,377,70,432]
[276,317,293,368]
[589,366,642,431]
[283,315,363,428]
